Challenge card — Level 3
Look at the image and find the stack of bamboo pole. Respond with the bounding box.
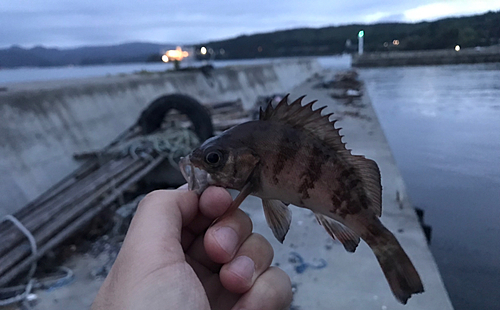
[0,154,165,286]
[0,98,250,287]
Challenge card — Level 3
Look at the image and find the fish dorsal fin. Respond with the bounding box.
[346,155,382,217]
[260,95,349,153]
[260,95,382,217]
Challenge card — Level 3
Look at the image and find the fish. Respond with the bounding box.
[179,95,424,304]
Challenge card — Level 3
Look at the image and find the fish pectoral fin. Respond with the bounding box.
[262,199,292,243]
[314,213,360,253]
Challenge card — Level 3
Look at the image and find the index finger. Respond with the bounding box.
[184,186,234,237]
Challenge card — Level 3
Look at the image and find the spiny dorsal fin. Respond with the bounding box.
[346,155,382,217]
[260,95,382,217]
[260,95,349,152]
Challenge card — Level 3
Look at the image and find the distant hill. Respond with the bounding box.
[195,10,500,60]
[0,42,175,68]
[2,10,499,68]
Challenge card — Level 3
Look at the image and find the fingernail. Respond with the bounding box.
[214,227,238,255]
[228,256,255,282]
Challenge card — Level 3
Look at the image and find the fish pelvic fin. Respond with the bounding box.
[364,223,424,304]
[214,182,254,225]
[262,199,292,243]
[314,213,360,252]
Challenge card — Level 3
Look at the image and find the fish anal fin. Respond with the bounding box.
[262,199,292,243]
[314,213,360,253]
[346,155,382,217]
[259,95,347,152]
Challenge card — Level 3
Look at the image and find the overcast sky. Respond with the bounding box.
[1,0,499,49]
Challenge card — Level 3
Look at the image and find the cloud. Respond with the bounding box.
[404,0,500,22]
[376,13,407,23]
[0,0,497,48]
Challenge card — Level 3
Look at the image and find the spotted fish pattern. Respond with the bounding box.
[179,95,424,304]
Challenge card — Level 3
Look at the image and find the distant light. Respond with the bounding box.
[200,46,207,55]
[358,30,364,38]
[455,45,461,52]
[165,46,189,61]
[258,46,263,52]
[219,48,225,55]
[392,39,400,46]
[161,55,169,63]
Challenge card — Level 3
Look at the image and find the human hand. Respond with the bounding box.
[91,187,292,310]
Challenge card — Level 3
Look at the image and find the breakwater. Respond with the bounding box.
[352,45,500,67]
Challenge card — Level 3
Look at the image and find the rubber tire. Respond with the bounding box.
[137,94,214,141]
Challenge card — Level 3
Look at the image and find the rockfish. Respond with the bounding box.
[179,95,424,304]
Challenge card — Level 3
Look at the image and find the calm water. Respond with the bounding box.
[360,64,500,310]
[0,55,350,85]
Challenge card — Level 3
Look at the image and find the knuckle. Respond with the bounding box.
[251,233,274,256]
[235,209,253,231]
[138,190,168,209]
[262,279,281,300]
[266,268,292,307]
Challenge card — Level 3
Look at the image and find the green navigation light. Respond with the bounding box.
[358,30,364,38]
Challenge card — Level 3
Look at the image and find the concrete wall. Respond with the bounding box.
[353,46,500,67]
[0,58,322,216]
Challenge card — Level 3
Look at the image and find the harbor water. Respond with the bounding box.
[360,63,500,310]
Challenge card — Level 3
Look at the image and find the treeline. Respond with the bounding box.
[0,43,171,68]
[195,10,500,60]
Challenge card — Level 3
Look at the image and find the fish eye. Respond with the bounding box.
[205,151,222,165]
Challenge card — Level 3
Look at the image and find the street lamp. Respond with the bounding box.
[358,30,364,55]
[163,46,189,70]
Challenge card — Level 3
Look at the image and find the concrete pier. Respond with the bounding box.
[236,73,454,309]
[0,59,453,309]
[352,45,500,67]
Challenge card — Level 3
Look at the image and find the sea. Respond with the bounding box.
[1,56,499,309]
[0,56,349,85]
[360,63,500,310]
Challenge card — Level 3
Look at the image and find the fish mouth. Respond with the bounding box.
[179,156,210,195]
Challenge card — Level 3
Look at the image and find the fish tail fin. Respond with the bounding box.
[367,227,424,304]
